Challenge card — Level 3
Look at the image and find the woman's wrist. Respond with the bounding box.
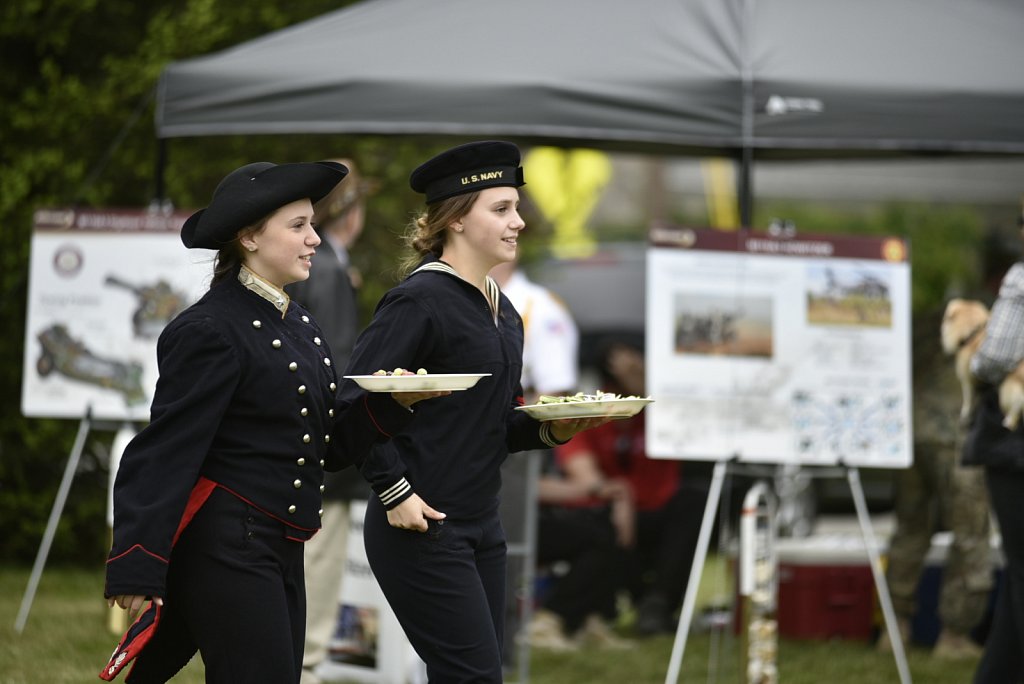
[539,422,571,447]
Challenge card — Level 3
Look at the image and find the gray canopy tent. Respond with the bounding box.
[155,0,1024,225]
[154,2,1024,682]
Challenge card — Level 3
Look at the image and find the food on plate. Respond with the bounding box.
[535,391,649,404]
[371,367,429,376]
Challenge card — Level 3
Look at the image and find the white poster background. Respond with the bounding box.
[318,500,424,684]
[645,227,912,469]
[21,208,212,422]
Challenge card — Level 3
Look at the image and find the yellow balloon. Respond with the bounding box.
[523,147,612,258]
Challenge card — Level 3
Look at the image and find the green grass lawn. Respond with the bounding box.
[0,563,979,683]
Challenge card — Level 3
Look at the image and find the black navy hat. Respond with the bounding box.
[181,161,349,249]
[409,141,525,204]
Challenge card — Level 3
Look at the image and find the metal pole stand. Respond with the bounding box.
[739,481,778,684]
[846,465,912,684]
[665,458,730,684]
[15,407,93,633]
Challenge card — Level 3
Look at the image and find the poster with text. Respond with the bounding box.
[645,226,912,468]
[22,208,212,421]
[319,500,423,684]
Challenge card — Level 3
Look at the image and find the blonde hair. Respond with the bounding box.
[398,191,480,277]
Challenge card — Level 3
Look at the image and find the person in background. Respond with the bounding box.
[337,141,608,682]
[877,306,991,660]
[490,259,579,403]
[284,158,376,684]
[531,337,703,644]
[967,211,1024,683]
[101,161,442,683]
[491,258,583,658]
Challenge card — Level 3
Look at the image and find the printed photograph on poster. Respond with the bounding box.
[673,292,773,358]
[645,227,912,469]
[21,209,212,422]
[805,264,893,328]
[328,604,379,668]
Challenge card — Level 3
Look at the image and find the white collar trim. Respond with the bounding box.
[238,265,290,317]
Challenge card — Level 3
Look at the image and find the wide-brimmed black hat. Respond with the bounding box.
[181,161,348,249]
[409,141,524,204]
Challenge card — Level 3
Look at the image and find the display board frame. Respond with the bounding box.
[645,226,912,469]
[21,208,212,421]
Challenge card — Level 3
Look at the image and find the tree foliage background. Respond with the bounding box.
[0,0,466,565]
[0,0,1007,565]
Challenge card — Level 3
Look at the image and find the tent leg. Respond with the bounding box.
[737,149,753,228]
[664,458,728,684]
[15,408,93,633]
[847,465,912,684]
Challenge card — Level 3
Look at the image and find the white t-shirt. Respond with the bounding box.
[500,270,579,397]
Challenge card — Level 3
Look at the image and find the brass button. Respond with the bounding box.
[319,485,325,493]
[252,320,262,329]
[296,458,306,466]
[293,479,302,489]
[324,435,331,444]
[272,339,282,349]
[318,508,324,517]
[300,407,308,417]
[328,409,334,418]
[289,362,298,372]
[302,434,311,443]
[329,382,337,392]
[288,505,296,514]
[298,385,307,395]
[319,459,325,467]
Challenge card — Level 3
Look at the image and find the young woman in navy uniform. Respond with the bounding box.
[101,161,444,683]
[339,141,606,682]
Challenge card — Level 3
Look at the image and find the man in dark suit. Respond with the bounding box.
[286,158,375,684]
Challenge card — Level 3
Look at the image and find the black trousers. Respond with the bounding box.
[364,497,506,683]
[127,487,307,684]
[975,468,1024,684]
[535,506,624,633]
[630,483,707,612]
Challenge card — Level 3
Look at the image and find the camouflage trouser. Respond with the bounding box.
[885,440,993,633]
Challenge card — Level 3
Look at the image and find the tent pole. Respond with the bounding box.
[738,149,753,228]
[153,138,168,206]
[738,0,755,229]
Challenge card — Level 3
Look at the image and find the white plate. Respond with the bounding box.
[344,373,491,392]
[515,397,653,421]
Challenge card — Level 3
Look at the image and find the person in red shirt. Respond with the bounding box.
[537,337,707,639]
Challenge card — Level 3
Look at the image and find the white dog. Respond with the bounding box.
[941,298,1024,430]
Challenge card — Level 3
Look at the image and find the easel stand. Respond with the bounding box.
[504,449,541,684]
[663,461,912,684]
[15,408,93,633]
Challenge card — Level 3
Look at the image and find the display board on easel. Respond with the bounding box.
[645,226,912,469]
[21,208,213,422]
[646,226,916,684]
[17,207,213,634]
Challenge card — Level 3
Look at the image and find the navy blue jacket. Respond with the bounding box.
[105,271,411,599]
[339,256,557,520]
